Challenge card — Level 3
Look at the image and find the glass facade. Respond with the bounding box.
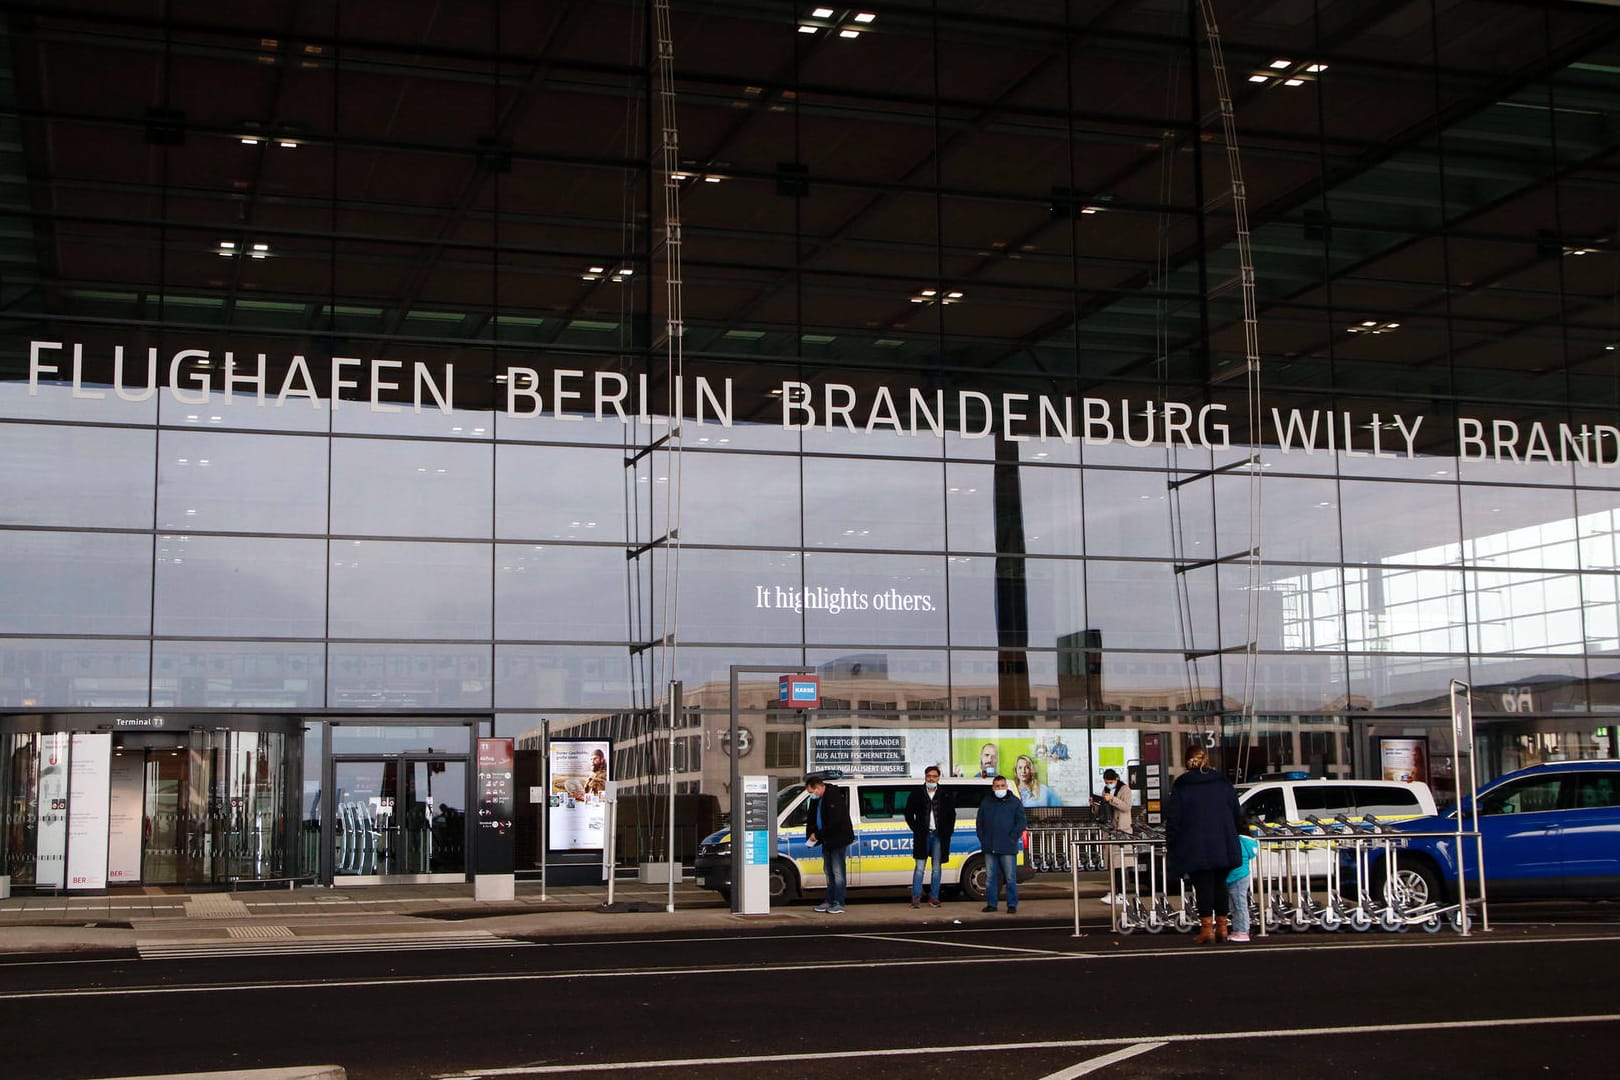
[2,0,1619,883]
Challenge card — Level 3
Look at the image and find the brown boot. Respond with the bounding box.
[1194,915,1215,945]
[1215,915,1230,943]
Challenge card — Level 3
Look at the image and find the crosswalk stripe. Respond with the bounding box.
[138,931,538,959]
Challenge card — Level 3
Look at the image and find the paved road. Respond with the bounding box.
[2,908,1617,1080]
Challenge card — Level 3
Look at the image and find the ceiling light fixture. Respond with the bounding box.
[853,11,877,22]
[839,28,860,38]
[1347,319,1400,335]
[1269,58,1292,69]
[812,5,834,15]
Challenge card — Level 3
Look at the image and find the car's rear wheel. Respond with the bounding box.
[1388,861,1441,908]
[960,855,987,901]
[770,859,800,901]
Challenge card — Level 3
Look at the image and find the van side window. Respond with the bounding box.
[1242,787,1287,824]
[858,788,899,822]
[1292,786,1349,817]
[949,785,988,813]
[1352,785,1420,817]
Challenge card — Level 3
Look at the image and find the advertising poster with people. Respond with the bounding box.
[950,729,1140,809]
[547,739,609,851]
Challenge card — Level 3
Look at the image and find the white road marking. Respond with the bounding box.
[137,931,536,960]
[425,1013,1620,1077]
[0,953,1083,1000]
[844,931,1090,958]
[1036,1041,1166,1080]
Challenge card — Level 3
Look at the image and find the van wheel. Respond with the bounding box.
[770,859,800,901]
[961,856,988,901]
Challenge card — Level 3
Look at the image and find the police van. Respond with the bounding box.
[1237,778,1438,877]
[694,774,1033,902]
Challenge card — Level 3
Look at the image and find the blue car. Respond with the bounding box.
[1368,760,1620,905]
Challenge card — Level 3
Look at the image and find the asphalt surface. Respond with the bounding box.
[2,879,1617,1079]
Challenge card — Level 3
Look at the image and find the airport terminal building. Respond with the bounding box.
[3,0,1620,890]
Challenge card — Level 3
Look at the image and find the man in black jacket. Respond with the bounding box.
[804,773,854,913]
[903,766,955,909]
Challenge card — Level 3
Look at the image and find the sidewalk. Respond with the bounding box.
[0,876,1104,955]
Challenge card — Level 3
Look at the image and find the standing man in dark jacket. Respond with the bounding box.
[803,773,854,914]
[1165,745,1244,944]
[904,765,955,909]
[974,775,1027,913]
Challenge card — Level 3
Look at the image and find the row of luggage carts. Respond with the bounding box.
[1034,816,1488,938]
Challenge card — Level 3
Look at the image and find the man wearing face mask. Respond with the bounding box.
[975,775,1027,913]
[904,765,955,909]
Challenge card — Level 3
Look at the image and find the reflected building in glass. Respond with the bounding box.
[2,0,1619,887]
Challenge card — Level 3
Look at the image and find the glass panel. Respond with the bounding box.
[330,438,493,538]
[0,639,151,708]
[495,544,630,641]
[403,759,466,875]
[333,759,390,875]
[1085,560,1216,651]
[1467,569,1585,654]
[494,645,634,709]
[675,450,803,547]
[154,535,327,637]
[326,644,492,708]
[496,444,635,542]
[947,555,1086,650]
[1340,479,1460,566]
[803,552,946,646]
[943,462,995,554]
[0,530,153,634]
[0,423,155,527]
[1460,485,1579,570]
[1084,469,1214,558]
[1017,465,1084,556]
[656,548,805,645]
[216,730,291,883]
[0,376,157,424]
[1222,652,1351,713]
[151,642,325,709]
[1345,566,1466,653]
[330,724,472,755]
[1348,653,1461,714]
[158,387,329,434]
[1215,473,1343,565]
[1234,565,1344,652]
[157,430,329,533]
[803,457,943,550]
[1575,488,1620,571]
[328,541,492,638]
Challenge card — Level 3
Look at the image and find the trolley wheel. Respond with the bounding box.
[1289,912,1312,932]
[1448,910,1467,933]
[1349,909,1373,933]
[1319,909,1343,932]
[1176,910,1197,933]
[1146,912,1165,934]
[1422,914,1444,933]
[1378,910,1402,932]
[1116,910,1138,935]
[960,856,987,901]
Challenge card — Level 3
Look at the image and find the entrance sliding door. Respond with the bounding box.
[332,754,467,883]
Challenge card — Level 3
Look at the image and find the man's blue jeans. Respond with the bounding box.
[911,833,944,901]
[822,843,849,907]
[985,852,1018,908]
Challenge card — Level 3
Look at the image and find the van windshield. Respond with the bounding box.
[778,784,804,813]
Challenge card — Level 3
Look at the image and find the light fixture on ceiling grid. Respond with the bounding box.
[1247,58,1327,87]
[799,8,877,37]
